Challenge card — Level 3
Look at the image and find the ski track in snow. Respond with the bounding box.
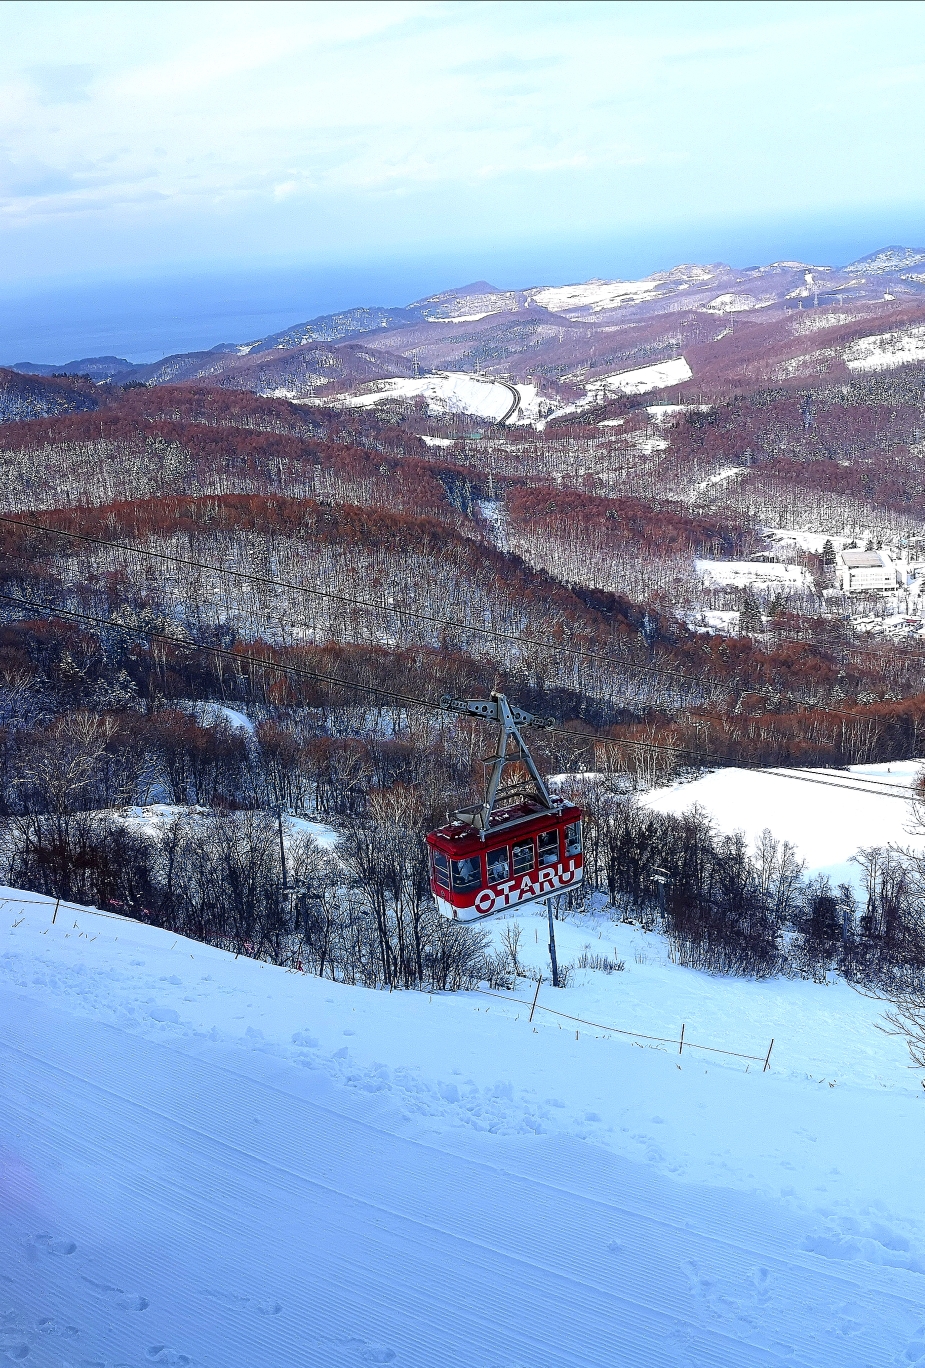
[2,894,925,1365]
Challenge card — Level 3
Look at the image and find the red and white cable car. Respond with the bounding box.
[427,692,583,920]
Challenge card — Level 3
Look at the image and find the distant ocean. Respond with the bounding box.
[0,258,469,366]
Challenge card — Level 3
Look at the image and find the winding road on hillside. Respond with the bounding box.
[495,377,521,424]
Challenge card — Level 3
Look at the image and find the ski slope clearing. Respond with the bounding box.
[587,356,693,399]
[529,268,717,317]
[340,373,556,426]
[700,293,770,314]
[530,278,668,313]
[642,761,924,890]
[4,888,925,1365]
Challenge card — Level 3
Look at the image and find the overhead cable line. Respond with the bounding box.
[0,511,694,687]
[0,590,916,804]
[4,515,919,736]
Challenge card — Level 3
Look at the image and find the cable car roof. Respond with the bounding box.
[427,799,582,852]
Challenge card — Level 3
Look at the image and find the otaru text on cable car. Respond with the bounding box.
[426,692,583,920]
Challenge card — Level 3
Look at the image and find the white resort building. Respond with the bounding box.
[834,549,900,593]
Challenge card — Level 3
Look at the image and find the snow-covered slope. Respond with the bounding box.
[844,324,925,372]
[695,559,814,590]
[845,246,925,275]
[339,372,555,423]
[587,356,693,399]
[4,885,925,1365]
[643,760,923,889]
[530,277,669,313]
[528,266,720,318]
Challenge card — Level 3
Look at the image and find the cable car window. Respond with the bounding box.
[564,821,582,857]
[432,850,451,890]
[486,847,510,884]
[451,857,482,891]
[512,840,534,874]
[537,830,559,866]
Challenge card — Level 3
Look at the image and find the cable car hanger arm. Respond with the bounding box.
[440,691,560,832]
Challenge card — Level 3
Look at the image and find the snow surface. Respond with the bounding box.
[845,325,925,372]
[646,403,711,421]
[4,886,925,1364]
[529,268,717,317]
[341,372,515,421]
[767,528,848,554]
[688,608,743,634]
[695,559,813,590]
[587,356,693,399]
[184,702,255,734]
[700,293,771,314]
[693,466,748,494]
[642,760,924,891]
[530,278,666,314]
[340,374,555,426]
[113,806,341,853]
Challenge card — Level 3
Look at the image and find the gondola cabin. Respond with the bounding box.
[427,798,583,920]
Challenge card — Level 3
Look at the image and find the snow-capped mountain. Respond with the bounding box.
[8,246,925,418]
[844,245,925,275]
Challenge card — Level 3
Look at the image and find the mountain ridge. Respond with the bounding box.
[8,245,925,416]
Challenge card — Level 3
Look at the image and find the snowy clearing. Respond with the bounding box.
[340,373,555,426]
[766,528,849,554]
[687,608,743,634]
[341,372,515,421]
[693,466,749,494]
[529,268,717,317]
[587,356,693,399]
[695,559,813,589]
[700,293,771,313]
[845,325,925,372]
[642,760,924,890]
[3,888,925,1364]
[529,277,667,314]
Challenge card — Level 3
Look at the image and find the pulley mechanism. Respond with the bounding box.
[439,691,563,835]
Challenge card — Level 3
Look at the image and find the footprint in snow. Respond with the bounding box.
[36,1321,78,1338]
[3,1344,30,1361]
[80,1276,148,1311]
[905,1332,925,1361]
[750,1266,771,1303]
[359,1348,395,1364]
[115,1295,149,1312]
[146,1348,190,1366]
[33,1235,76,1256]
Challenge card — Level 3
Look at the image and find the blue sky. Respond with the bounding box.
[2,0,925,360]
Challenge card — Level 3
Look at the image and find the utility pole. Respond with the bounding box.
[546,897,560,987]
[653,865,669,917]
[277,806,289,890]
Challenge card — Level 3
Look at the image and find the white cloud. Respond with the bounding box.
[1,1,924,282]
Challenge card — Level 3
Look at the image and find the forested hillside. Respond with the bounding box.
[6,267,925,991]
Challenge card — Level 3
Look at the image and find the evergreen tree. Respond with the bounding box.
[738,590,764,636]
